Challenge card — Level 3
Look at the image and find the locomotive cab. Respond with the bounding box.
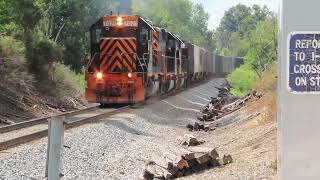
[85,15,154,105]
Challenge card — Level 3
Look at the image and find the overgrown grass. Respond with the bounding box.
[255,64,277,122]
[0,36,25,56]
[49,62,85,99]
[227,64,259,96]
[0,36,33,90]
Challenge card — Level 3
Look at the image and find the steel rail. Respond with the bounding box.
[0,105,100,134]
[0,106,130,151]
[0,78,212,151]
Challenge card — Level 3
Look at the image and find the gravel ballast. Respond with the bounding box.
[0,78,276,179]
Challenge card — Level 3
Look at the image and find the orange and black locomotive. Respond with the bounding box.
[85,14,242,105]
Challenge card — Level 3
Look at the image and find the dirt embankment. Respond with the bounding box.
[0,56,86,125]
[181,68,278,179]
[143,86,277,179]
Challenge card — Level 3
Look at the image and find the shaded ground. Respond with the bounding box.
[0,58,86,125]
[0,78,276,179]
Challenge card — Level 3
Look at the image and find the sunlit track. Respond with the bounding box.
[0,78,218,152]
[0,106,130,151]
[0,105,100,134]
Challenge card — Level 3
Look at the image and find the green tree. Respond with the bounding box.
[42,0,116,72]
[219,4,251,36]
[133,0,215,50]
[215,4,270,56]
[10,0,44,62]
[246,16,278,78]
[2,0,116,73]
[0,0,19,35]
[227,16,278,96]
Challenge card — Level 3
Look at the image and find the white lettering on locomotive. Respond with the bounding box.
[124,21,138,27]
[103,20,137,27]
[103,21,116,27]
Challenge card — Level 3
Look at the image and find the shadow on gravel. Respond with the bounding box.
[104,120,151,137]
[99,103,129,108]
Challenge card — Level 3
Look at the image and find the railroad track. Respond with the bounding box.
[0,79,213,152]
[0,105,130,151]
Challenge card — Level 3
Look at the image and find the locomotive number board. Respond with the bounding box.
[103,20,138,27]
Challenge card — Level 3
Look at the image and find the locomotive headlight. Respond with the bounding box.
[128,72,132,78]
[96,72,103,79]
[116,17,123,26]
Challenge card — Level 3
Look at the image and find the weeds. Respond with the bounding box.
[227,64,259,96]
[0,36,25,57]
[48,62,85,99]
[255,64,277,122]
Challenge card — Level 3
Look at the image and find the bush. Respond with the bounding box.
[48,62,85,99]
[255,63,277,92]
[0,36,34,95]
[0,36,25,57]
[227,18,277,97]
[245,18,277,77]
[29,35,63,72]
[227,64,258,96]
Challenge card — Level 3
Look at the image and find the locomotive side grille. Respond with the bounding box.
[99,38,137,72]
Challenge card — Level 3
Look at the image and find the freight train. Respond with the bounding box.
[85,15,243,105]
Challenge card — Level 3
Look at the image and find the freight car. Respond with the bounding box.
[85,15,242,105]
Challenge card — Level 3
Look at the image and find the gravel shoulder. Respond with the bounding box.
[0,78,276,180]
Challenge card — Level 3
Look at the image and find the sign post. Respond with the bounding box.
[280,0,320,179]
[46,116,65,180]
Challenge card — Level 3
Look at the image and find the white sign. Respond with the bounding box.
[288,32,320,93]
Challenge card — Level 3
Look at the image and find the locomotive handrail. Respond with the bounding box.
[140,53,148,69]
[142,53,150,66]
[86,53,99,73]
[161,54,180,60]
[120,52,147,73]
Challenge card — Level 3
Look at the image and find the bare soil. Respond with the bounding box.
[0,58,86,125]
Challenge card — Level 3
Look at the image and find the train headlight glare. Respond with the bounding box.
[96,72,103,79]
[128,72,132,78]
[117,17,123,26]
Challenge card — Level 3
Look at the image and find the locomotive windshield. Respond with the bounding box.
[90,27,137,44]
